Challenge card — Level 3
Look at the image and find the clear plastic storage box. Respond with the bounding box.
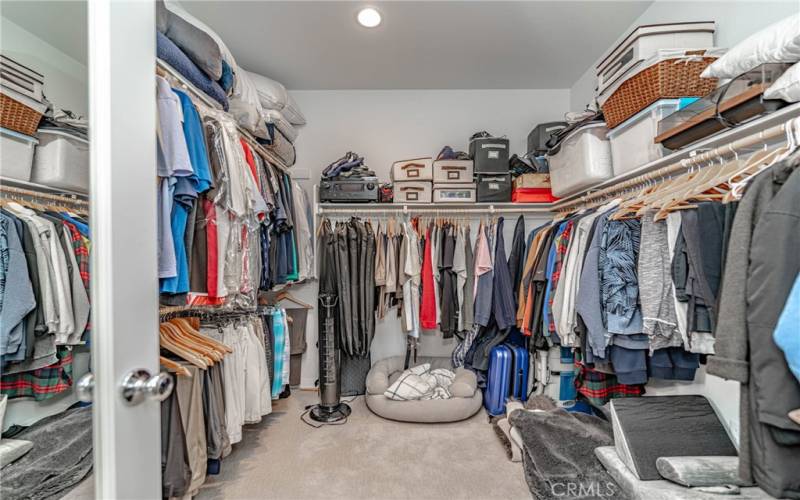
[547,122,613,197]
[30,128,90,193]
[1,127,38,181]
[607,98,697,176]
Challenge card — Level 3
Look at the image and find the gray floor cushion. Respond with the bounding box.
[595,447,772,500]
[365,356,483,423]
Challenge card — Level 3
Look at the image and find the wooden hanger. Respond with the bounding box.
[169,321,224,362]
[160,356,192,377]
[723,143,791,203]
[276,291,313,310]
[159,323,208,369]
[170,318,233,354]
[648,162,723,220]
[161,321,220,365]
[652,154,749,221]
[160,322,212,362]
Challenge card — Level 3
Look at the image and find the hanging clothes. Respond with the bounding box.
[1,202,92,401]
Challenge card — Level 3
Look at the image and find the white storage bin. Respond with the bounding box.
[433,183,476,203]
[596,22,716,97]
[1,127,38,181]
[394,181,432,204]
[547,123,612,198]
[607,99,686,176]
[1,55,45,102]
[30,128,90,193]
[391,157,433,181]
[433,159,473,183]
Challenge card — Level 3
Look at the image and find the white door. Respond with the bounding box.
[87,1,163,497]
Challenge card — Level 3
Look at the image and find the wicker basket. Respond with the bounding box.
[602,55,718,129]
[0,92,43,136]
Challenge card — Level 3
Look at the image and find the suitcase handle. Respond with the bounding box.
[440,165,466,171]
[399,186,423,192]
[401,163,426,170]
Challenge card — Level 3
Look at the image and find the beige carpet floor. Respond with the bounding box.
[196,390,531,500]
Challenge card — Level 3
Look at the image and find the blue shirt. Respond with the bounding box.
[174,89,213,194]
[775,273,800,383]
[542,222,565,342]
[159,201,191,294]
[60,213,90,237]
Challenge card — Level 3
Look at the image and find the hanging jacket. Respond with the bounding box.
[506,215,526,308]
[491,217,516,331]
[707,162,797,489]
[744,166,800,498]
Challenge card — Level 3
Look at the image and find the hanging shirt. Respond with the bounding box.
[453,226,468,332]
[156,76,193,179]
[473,223,494,327]
[0,213,36,364]
[3,205,57,335]
[599,218,641,335]
[666,212,689,348]
[401,223,421,338]
[638,213,681,353]
[492,217,516,331]
[506,215,526,307]
[420,225,437,329]
[431,224,441,326]
[174,89,213,194]
[292,181,314,281]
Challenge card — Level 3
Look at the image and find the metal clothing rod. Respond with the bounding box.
[158,304,259,319]
[156,59,290,174]
[0,184,90,207]
[317,205,553,215]
[554,118,795,211]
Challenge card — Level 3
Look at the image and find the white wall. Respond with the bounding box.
[1,17,88,116]
[289,88,570,389]
[569,0,800,111]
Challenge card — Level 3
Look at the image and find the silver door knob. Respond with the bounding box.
[121,369,174,405]
[76,373,95,403]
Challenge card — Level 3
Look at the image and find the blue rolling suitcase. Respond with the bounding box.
[507,344,530,403]
[485,345,512,416]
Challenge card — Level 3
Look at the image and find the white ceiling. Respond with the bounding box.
[0,1,655,90]
[184,0,654,90]
[1,1,88,65]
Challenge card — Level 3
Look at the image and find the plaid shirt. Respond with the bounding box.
[62,221,89,292]
[1,348,74,401]
[62,220,91,341]
[575,363,643,406]
[547,220,573,336]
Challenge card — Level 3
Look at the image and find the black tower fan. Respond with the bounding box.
[308,231,351,423]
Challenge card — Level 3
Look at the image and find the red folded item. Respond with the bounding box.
[512,188,559,203]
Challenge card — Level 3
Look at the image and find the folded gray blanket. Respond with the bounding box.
[509,407,626,499]
[1,406,93,500]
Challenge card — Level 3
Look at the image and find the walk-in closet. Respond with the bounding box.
[1,1,800,499]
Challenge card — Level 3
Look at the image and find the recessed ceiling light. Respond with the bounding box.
[357,7,381,28]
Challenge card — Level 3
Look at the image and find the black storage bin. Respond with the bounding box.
[527,121,567,156]
[469,137,510,173]
[476,174,512,202]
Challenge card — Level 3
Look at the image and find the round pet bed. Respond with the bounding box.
[364,356,483,423]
